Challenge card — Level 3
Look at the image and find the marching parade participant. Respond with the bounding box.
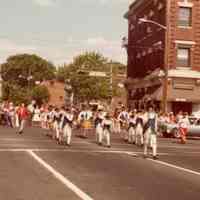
[127,112,136,144]
[135,110,144,146]
[78,105,93,138]
[32,105,41,127]
[52,107,61,141]
[62,107,74,146]
[102,113,113,148]
[94,108,106,145]
[118,106,129,142]
[113,108,121,134]
[143,107,158,159]
[47,106,56,135]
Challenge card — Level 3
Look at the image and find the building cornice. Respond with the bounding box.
[168,69,200,79]
[124,0,145,19]
[178,2,193,8]
[175,40,196,45]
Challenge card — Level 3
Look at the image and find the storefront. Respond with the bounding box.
[126,72,200,114]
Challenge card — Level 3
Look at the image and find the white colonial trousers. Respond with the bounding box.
[53,120,60,139]
[103,128,111,147]
[63,123,72,145]
[102,119,112,147]
[144,128,157,157]
[128,122,136,144]
[135,123,144,146]
[96,123,103,144]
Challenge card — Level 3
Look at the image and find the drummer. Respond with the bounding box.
[78,105,93,138]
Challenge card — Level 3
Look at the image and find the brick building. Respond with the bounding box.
[124,0,200,115]
[43,80,65,106]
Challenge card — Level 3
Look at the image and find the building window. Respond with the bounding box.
[158,3,164,11]
[178,7,192,27]
[147,26,152,33]
[177,47,190,68]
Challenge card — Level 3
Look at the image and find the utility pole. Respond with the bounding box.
[0,65,2,99]
[162,0,170,113]
[109,62,113,105]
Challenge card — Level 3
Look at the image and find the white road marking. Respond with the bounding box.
[27,150,94,200]
[0,148,169,155]
[160,145,200,150]
[148,158,200,176]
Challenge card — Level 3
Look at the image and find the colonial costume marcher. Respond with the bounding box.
[128,113,136,144]
[144,107,158,159]
[118,107,129,141]
[135,111,144,146]
[94,109,106,145]
[78,107,93,138]
[61,108,74,146]
[102,113,113,148]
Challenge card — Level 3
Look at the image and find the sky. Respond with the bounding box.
[0,0,133,65]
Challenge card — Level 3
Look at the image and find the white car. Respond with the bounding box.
[160,117,200,138]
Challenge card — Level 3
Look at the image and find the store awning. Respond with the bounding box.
[145,85,200,103]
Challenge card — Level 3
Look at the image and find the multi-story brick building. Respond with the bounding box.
[124,0,200,115]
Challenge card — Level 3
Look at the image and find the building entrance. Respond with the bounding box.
[172,102,192,115]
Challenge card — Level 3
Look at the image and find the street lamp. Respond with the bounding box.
[138,18,167,30]
[139,16,169,113]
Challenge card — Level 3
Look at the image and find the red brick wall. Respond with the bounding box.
[127,0,200,78]
[127,0,166,79]
[43,81,65,106]
[167,0,200,71]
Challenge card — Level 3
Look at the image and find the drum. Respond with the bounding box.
[83,120,92,129]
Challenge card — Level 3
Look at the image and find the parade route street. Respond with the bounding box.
[0,127,200,200]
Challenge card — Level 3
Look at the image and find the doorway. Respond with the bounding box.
[172,102,192,115]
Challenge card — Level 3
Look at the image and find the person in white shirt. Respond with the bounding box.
[78,106,93,138]
[102,113,113,148]
[52,108,61,141]
[61,107,74,146]
[143,107,158,160]
[135,111,145,146]
[95,109,106,145]
[118,107,129,142]
[128,112,137,144]
[32,105,41,127]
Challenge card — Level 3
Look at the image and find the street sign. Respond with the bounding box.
[89,71,107,77]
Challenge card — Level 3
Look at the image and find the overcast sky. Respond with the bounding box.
[0,0,133,65]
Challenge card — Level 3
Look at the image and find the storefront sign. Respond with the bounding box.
[175,98,187,102]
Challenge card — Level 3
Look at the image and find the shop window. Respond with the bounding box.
[178,7,192,27]
[176,47,191,68]
[158,3,164,11]
[147,26,152,33]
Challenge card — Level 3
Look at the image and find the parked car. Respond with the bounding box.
[159,117,200,138]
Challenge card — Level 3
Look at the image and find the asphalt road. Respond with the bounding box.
[0,126,200,200]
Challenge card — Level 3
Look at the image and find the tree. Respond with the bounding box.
[31,85,50,105]
[2,83,30,105]
[56,52,126,103]
[2,54,55,86]
[1,54,56,103]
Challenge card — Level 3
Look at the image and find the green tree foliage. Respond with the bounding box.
[1,54,55,85]
[2,83,29,105]
[1,54,55,104]
[31,85,50,105]
[56,52,126,102]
